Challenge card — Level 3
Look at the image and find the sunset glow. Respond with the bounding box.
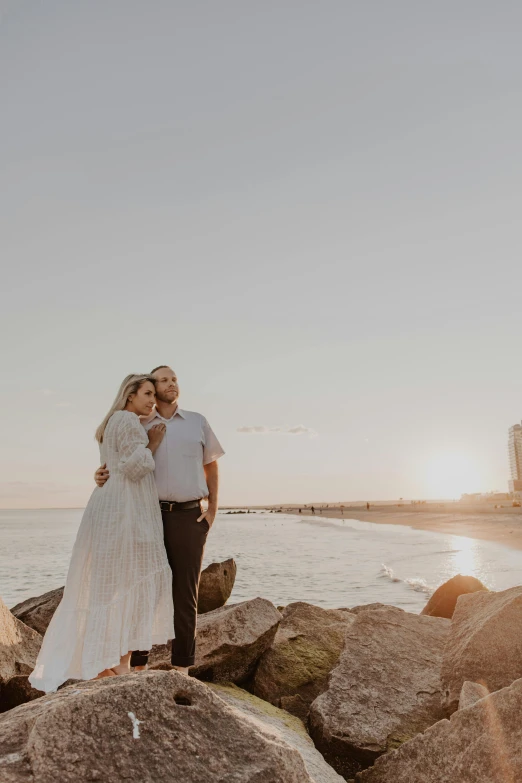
[425,454,480,499]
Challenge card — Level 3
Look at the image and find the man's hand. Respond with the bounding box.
[198,504,217,529]
[200,460,219,529]
[95,463,110,487]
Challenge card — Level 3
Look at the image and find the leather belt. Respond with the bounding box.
[159,499,201,512]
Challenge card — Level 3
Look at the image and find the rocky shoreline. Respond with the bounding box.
[1,565,521,781]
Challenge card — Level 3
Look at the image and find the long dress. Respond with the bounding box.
[29,410,174,693]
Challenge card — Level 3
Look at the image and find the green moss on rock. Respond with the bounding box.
[209,682,310,739]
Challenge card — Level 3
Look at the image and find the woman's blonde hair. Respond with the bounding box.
[95,374,155,443]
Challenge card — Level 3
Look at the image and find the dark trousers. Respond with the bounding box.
[130,505,209,668]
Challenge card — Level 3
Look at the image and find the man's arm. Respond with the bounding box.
[95,463,110,487]
[199,460,219,527]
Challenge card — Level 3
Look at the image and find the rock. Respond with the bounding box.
[210,683,345,783]
[197,558,237,614]
[355,678,522,782]
[349,603,389,614]
[441,584,522,714]
[308,606,450,779]
[193,598,281,683]
[0,596,42,686]
[10,587,63,636]
[253,602,355,721]
[0,670,324,782]
[0,675,43,713]
[421,574,488,619]
[149,598,282,684]
[458,681,489,710]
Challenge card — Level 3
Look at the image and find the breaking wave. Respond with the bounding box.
[379,564,434,595]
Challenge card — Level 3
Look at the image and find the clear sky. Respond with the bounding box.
[1,1,521,508]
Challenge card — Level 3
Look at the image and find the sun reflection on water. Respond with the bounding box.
[450,535,480,576]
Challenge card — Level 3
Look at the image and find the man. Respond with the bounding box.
[95,365,224,673]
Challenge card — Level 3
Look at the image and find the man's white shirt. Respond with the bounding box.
[142,408,224,502]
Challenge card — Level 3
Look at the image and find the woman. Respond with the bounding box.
[29,374,174,692]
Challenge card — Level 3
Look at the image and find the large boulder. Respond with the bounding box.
[210,683,345,783]
[150,598,282,684]
[0,670,323,782]
[355,678,522,782]
[0,596,42,686]
[308,606,450,779]
[421,574,488,619]
[253,602,354,721]
[11,587,63,637]
[441,584,522,714]
[197,558,237,613]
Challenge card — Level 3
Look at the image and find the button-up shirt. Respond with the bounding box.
[142,408,224,502]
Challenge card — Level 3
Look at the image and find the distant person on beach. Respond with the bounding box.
[366,502,370,510]
[30,375,174,692]
[94,365,224,675]
[311,505,315,514]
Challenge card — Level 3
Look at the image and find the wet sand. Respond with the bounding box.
[279,504,522,552]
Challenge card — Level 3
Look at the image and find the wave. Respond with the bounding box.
[379,564,401,583]
[379,564,434,595]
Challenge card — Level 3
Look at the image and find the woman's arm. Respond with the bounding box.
[116,413,156,482]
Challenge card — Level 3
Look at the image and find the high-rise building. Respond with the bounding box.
[508,422,522,493]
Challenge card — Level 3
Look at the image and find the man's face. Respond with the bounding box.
[153,367,179,404]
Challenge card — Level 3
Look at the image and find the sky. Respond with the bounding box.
[1,1,521,508]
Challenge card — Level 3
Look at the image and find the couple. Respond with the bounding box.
[29,365,224,692]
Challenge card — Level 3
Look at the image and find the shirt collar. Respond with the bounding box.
[142,406,185,425]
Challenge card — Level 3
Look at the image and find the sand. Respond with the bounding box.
[278,503,522,552]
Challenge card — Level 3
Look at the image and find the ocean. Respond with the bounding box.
[2,508,522,612]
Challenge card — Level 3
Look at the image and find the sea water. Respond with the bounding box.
[1,508,522,611]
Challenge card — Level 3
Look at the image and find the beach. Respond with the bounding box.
[281,503,522,552]
[5,507,522,614]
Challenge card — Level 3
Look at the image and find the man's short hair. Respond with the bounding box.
[150,365,171,375]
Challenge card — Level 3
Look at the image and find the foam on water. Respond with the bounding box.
[379,564,435,595]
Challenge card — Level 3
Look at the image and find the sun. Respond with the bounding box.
[424,454,480,499]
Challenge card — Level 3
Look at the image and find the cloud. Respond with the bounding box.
[39,388,56,396]
[55,402,73,408]
[237,425,317,436]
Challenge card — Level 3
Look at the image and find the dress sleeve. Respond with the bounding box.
[202,416,225,465]
[116,413,155,482]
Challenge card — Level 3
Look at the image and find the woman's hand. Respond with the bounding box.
[147,423,166,454]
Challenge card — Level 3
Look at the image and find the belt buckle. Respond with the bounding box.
[160,501,175,512]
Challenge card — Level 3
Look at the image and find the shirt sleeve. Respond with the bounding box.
[116,413,156,482]
[202,417,225,465]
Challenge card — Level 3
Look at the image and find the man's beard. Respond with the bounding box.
[156,391,179,404]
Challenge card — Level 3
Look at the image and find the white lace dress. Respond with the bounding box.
[29,410,174,693]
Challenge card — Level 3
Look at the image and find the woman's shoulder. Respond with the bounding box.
[108,410,141,431]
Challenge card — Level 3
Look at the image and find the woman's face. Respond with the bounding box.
[127,381,156,416]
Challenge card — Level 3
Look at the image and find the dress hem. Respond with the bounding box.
[29,629,174,693]
[29,565,174,694]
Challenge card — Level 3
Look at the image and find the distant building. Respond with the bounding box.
[508,422,522,493]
